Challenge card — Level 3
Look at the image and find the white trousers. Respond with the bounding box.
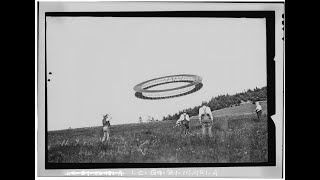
[102,126,110,142]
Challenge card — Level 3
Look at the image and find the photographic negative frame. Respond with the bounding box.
[37,1,284,178]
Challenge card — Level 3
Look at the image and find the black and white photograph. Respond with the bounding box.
[36,1,284,178]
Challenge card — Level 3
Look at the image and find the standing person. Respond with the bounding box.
[175,112,190,135]
[139,117,143,123]
[102,114,112,143]
[198,101,214,137]
[255,102,262,120]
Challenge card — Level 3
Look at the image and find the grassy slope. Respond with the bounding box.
[48,101,268,163]
[212,101,267,116]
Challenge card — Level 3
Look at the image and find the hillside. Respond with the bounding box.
[47,101,268,163]
[186,101,266,120]
[212,101,267,117]
[163,86,267,121]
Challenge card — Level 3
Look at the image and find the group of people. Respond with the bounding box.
[174,101,214,137]
[174,101,263,137]
[100,101,263,142]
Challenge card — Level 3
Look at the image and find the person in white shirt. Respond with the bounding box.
[173,112,190,135]
[198,101,214,137]
[101,114,112,142]
[255,102,262,120]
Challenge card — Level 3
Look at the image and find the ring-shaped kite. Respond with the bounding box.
[133,74,203,100]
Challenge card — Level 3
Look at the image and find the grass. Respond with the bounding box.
[48,102,268,163]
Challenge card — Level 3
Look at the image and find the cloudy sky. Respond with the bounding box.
[46,17,266,131]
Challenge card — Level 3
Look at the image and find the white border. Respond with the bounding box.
[35,0,285,179]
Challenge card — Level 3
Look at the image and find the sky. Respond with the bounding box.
[47,17,266,131]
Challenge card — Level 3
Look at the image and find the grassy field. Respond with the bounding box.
[48,101,268,163]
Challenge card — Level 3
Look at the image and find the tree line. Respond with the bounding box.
[162,86,267,121]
